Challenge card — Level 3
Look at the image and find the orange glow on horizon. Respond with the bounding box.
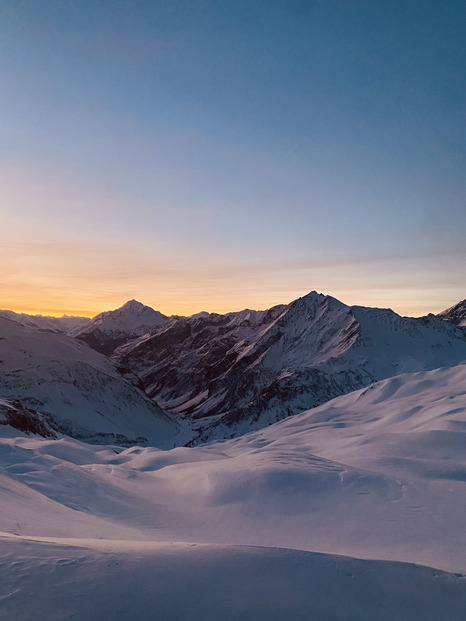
[4,306,98,319]
[1,228,463,320]
[4,291,460,320]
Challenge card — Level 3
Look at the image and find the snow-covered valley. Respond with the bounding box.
[1,295,466,619]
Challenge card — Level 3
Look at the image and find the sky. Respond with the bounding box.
[1,0,465,317]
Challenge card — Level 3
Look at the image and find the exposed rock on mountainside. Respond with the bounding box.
[3,294,465,446]
[116,292,466,443]
[71,299,167,355]
[0,398,58,438]
[438,299,466,327]
[0,316,181,446]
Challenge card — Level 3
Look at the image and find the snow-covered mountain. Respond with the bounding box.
[0,308,90,333]
[0,316,183,447]
[71,299,168,354]
[438,299,466,327]
[116,291,466,443]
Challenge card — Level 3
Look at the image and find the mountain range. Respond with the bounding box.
[1,292,465,446]
[116,291,466,443]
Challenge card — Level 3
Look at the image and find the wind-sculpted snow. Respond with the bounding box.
[0,364,464,564]
[1,364,466,618]
[2,537,465,621]
[117,291,466,443]
[0,317,183,447]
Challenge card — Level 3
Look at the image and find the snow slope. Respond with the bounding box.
[0,308,90,333]
[1,363,466,618]
[1,364,466,619]
[117,291,466,442]
[71,299,167,354]
[1,536,465,621]
[0,316,184,447]
[0,365,466,621]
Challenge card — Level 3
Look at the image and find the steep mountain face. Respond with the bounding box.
[0,398,57,438]
[438,299,466,327]
[71,299,167,355]
[115,302,288,415]
[117,292,466,443]
[0,309,90,333]
[0,316,182,447]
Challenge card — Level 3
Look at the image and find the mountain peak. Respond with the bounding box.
[438,299,466,327]
[71,300,168,355]
[301,290,322,300]
[121,299,146,311]
[293,290,350,315]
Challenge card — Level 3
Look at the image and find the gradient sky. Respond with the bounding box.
[1,0,465,317]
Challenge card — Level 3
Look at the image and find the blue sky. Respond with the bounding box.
[1,0,465,316]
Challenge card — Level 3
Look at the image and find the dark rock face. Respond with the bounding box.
[116,292,466,444]
[117,303,290,419]
[3,294,466,447]
[190,367,372,445]
[0,398,149,445]
[0,400,58,438]
[438,300,466,327]
[75,331,130,356]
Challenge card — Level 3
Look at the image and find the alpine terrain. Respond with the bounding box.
[115,292,466,443]
[1,292,466,620]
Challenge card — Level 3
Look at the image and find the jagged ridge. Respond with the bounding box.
[115,292,466,444]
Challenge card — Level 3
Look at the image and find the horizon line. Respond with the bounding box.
[3,293,462,321]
